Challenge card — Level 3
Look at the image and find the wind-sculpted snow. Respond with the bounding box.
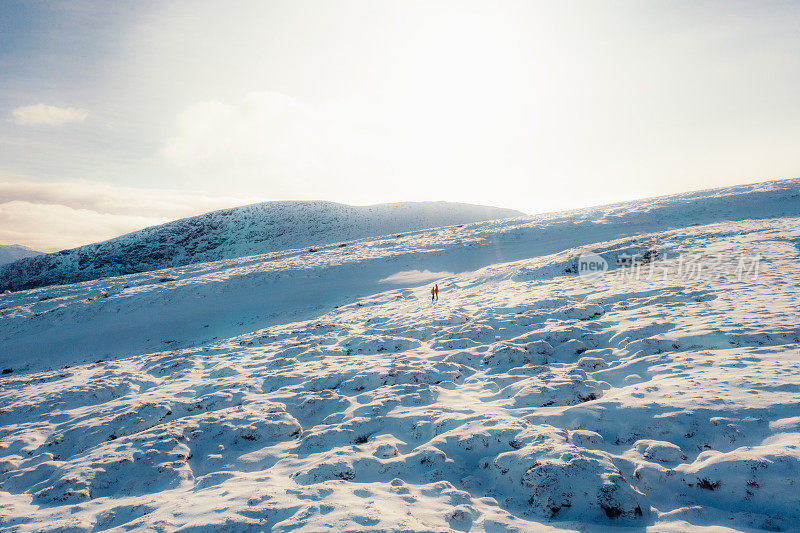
[2,181,800,530]
[0,201,521,292]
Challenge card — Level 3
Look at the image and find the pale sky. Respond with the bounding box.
[1,1,799,251]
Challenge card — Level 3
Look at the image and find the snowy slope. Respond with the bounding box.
[0,244,40,266]
[1,178,800,531]
[0,201,522,292]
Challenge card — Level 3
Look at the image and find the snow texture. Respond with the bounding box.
[1,178,800,531]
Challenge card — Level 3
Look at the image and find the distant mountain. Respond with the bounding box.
[0,200,522,291]
[0,244,42,266]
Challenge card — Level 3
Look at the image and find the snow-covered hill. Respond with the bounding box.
[1,178,800,531]
[0,244,40,266]
[0,201,522,292]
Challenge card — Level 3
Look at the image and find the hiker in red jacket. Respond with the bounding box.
[434,284,439,301]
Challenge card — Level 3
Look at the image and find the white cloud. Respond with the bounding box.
[0,201,163,252]
[11,104,88,126]
[0,179,264,251]
[163,92,314,165]
[161,92,388,200]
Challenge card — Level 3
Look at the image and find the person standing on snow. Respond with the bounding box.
[431,286,435,301]
[435,284,439,300]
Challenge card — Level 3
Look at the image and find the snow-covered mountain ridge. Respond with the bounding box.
[0,201,521,292]
[1,178,800,531]
[0,244,41,266]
